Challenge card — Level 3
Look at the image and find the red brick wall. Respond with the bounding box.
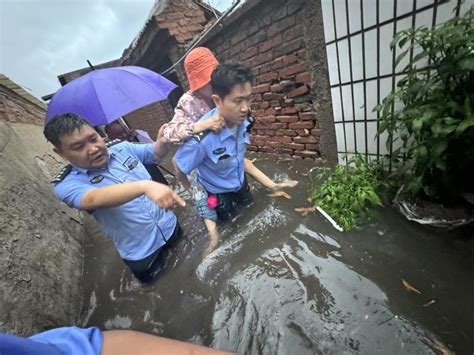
[0,88,45,125]
[154,1,210,44]
[124,100,173,137]
[202,0,321,160]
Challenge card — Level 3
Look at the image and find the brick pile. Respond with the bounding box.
[154,1,211,44]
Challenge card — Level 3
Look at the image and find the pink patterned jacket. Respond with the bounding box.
[162,91,212,144]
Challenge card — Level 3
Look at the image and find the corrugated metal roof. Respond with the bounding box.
[0,74,46,110]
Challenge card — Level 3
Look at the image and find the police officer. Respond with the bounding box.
[173,64,256,221]
[44,113,185,283]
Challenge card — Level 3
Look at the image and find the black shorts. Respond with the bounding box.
[210,177,253,222]
[123,222,182,283]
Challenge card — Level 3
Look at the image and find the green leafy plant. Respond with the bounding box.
[310,155,384,231]
[376,7,474,202]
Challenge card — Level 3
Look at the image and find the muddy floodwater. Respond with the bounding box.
[81,154,473,354]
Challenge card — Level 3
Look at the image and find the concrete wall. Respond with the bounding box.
[0,88,85,335]
[0,87,45,125]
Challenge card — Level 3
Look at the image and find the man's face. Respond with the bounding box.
[213,82,252,126]
[55,125,108,170]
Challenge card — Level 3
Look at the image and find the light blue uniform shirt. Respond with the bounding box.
[54,141,177,261]
[0,326,102,355]
[174,108,251,194]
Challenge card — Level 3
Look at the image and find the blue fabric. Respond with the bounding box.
[189,170,218,221]
[54,141,177,260]
[174,108,251,194]
[0,326,103,355]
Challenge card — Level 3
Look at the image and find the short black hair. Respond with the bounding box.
[44,113,91,147]
[211,63,254,99]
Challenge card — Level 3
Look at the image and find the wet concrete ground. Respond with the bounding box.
[81,153,474,354]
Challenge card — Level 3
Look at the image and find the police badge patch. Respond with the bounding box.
[213,147,227,155]
[124,157,139,170]
[90,175,104,184]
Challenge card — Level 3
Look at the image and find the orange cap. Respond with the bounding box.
[184,47,218,92]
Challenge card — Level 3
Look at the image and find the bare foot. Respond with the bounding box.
[204,235,218,256]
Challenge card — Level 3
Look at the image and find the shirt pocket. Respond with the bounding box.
[119,154,149,179]
[211,152,235,170]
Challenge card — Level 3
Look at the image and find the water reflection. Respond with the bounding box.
[211,225,440,354]
[81,158,472,353]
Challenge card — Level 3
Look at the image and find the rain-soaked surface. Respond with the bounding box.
[81,153,474,354]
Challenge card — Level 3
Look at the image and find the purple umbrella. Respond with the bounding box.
[45,66,177,125]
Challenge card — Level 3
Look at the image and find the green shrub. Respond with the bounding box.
[376,8,474,202]
[310,155,383,231]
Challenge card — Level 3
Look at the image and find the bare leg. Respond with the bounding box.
[102,330,233,355]
[203,218,219,255]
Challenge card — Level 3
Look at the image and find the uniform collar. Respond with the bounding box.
[219,116,251,142]
[71,153,112,175]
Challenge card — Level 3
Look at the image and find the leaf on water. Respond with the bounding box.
[402,279,422,294]
[432,340,454,355]
[422,300,436,307]
[294,207,316,216]
[268,191,292,199]
[306,197,312,204]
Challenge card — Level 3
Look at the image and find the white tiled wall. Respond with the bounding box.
[321,0,473,163]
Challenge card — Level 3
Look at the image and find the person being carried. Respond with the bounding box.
[161,47,224,251]
[44,113,185,283]
[173,63,297,227]
[163,48,296,252]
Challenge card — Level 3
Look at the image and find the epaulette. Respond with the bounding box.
[246,116,255,133]
[192,130,211,142]
[51,165,72,184]
[106,139,122,147]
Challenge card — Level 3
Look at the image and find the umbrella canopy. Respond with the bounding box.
[46,66,177,125]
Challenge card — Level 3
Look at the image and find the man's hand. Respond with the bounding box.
[152,125,169,160]
[156,125,168,143]
[144,181,186,209]
[270,180,299,191]
[193,113,225,134]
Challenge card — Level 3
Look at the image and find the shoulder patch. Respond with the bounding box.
[192,130,211,143]
[51,165,72,184]
[106,139,123,147]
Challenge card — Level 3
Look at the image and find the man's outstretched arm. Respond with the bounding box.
[172,158,192,191]
[244,158,298,190]
[102,329,233,355]
[81,180,185,210]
